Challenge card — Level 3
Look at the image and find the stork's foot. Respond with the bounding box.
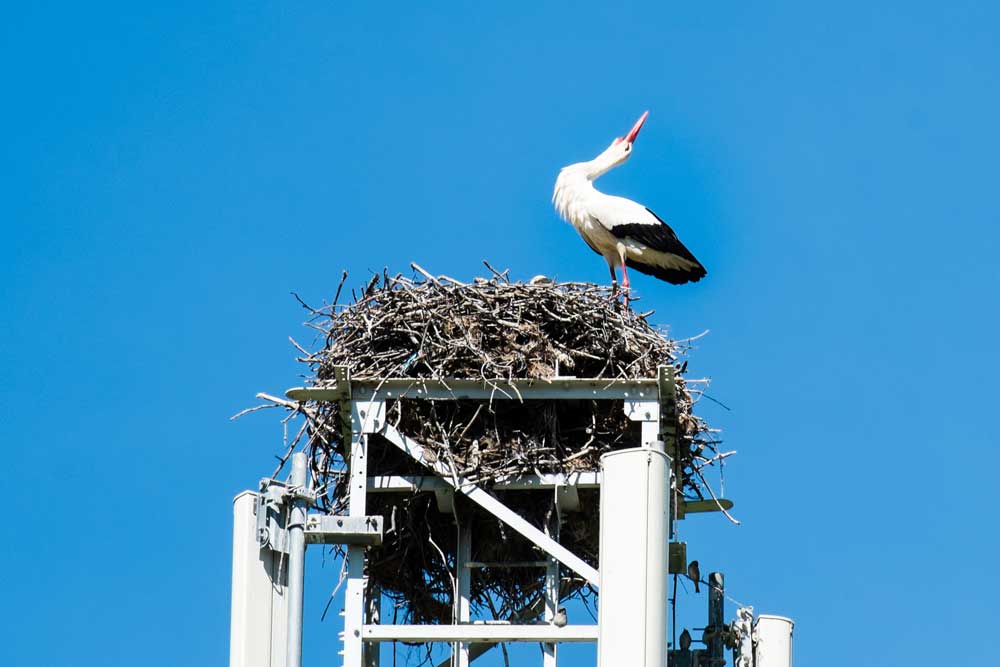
[608,282,634,309]
[621,280,632,308]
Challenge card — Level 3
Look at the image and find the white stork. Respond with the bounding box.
[553,111,706,299]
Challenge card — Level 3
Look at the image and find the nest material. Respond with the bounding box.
[288,269,719,628]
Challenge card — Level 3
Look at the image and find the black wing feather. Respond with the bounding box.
[606,208,707,285]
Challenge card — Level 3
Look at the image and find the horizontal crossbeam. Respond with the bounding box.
[362,624,598,643]
[304,515,383,545]
[683,499,734,514]
[367,474,729,513]
[465,561,549,569]
[367,472,601,493]
[286,377,658,402]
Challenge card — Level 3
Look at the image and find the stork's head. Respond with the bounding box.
[590,111,649,177]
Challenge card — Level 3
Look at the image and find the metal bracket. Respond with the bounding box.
[657,365,678,450]
[669,542,687,575]
[355,400,386,435]
[255,478,319,554]
[624,399,660,447]
[733,606,755,667]
[255,480,290,554]
[434,487,456,513]
[305,515,383,546]
[555,484,580,514]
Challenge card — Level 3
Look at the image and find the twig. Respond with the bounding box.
[410,262,440,285]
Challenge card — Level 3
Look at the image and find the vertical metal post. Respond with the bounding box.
[598,447,671,667]
[365,581,381,667]
[454,525,472,667]
[286,454,308,667]
[707,572,724,666]
[344,400,377,667]
[542,514,560,667]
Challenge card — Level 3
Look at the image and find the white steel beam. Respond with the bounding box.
[625,399,660,448]
[464,561,548,569]
[343,400,379,667]
[287,377,658,403]
[542,517,560,667]
[496,471,600,490]
[454,527,472,667]
[377,423,599,587]
[362,625,599,643]
[367,472,601,493]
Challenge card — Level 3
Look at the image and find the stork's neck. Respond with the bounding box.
[579,143,627,180]
[552,145,624,224]
[552,165,600,227]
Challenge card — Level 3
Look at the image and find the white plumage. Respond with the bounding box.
[553,111,706,295]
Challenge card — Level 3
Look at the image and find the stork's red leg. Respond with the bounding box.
[608,264,619,295]
[621,261,631,307]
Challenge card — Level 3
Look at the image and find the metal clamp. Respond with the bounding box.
[255,479,317,554]
[255,477,383,552]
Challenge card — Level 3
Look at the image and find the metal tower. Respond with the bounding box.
[229,366,789,667]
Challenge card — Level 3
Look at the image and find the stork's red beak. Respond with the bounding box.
[624,111,649,144]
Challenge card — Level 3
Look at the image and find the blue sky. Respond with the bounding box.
[2,1,998,665]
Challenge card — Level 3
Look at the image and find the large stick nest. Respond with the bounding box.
[282,268,721,629]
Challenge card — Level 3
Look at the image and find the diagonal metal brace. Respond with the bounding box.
[378,423,600,587]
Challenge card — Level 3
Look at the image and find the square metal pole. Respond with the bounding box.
[454,525,472,667]
[542,514,560,667]
[343,400,377,667]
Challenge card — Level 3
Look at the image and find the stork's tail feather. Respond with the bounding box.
[625,258,707,286]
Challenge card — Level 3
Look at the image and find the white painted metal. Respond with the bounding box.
[451,524,472,667]
[304,515,383,545]
[492,472,600,490]
[734,607,754,667]
[554,483,580,513]
[625,400,660,447]
[624,399,659,422]
[434,487,456,513]
[362,624,599,643]
[365,581,381,667]
[640,421,659,448]
[230,491,288,667]
[755,615,794,667]
[286,454,308,667]
[287,377,658,403]
[597,448,670,667]
[464,560,548,568]
[343,400,378,667]
[542,517,560,667]
[367,472,601,493]
[454,527,472,667]
[378,423,600,586]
